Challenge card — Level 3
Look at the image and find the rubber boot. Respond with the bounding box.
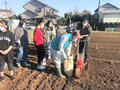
[61,63,66,75]
[84,59,88,70]
[56,68,66,78]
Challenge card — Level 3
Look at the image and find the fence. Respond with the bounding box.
[105,28,120,32]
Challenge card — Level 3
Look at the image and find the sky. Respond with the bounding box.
[0,0,120,16]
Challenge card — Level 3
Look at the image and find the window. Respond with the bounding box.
[36,8,41,12]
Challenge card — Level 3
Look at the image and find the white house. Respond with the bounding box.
[21,0,59,23]
[95,3,120,24]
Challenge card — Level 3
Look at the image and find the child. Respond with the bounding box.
[33,19,46,70]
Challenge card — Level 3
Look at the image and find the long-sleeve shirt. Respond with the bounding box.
[14,27,29,47]
[33,27,43,45]
[80,24,92,42]
[59,35,72,59]
[0,30,15,60]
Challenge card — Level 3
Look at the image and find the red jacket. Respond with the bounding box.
[33,27,43,45]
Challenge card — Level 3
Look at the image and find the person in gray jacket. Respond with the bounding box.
[14,22,29,67]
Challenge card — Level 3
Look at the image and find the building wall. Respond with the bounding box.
[24,1,45,17]
[0,12,13,19]
[99,13,104,23]
[103,13,120,23]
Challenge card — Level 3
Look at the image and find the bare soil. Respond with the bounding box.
[0,32,120,90]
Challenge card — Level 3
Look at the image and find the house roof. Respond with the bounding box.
[95,3,119,12]
[21,10,38,19]
[23,0,58,12]
[0,9,13,13]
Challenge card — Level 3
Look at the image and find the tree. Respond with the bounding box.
[82,10,91,15]
[59,17,67,26]
[64,12,73,25]
[9,14,17,19]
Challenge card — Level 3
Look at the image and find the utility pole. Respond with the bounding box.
[4,0,7,10]
[96,0,101,30]
[98,0,101,23]
[4,0,10,19]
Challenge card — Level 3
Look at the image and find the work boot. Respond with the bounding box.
[56,68,65,78]
[61,63,66,75]
[84,59,88,66]
[85,63,88,70]
[84,59,88,70]
[9,75,15,81]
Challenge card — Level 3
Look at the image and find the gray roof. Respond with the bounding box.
[24,0,58,12]
[95,3,119,12]
[21,10,38,19]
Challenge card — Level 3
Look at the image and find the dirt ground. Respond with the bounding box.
[0,32,120,90]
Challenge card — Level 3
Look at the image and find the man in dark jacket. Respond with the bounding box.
[79,19,92,69]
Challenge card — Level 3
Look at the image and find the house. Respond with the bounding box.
[0,9,13,19]
[94,3,120,24]
[21,0,60,24]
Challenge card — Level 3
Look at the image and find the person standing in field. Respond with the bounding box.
[33,19,46,70]
[0,20,15,81]
[79,18,92,69]
[50,32,80,78]
[46,20,56,59]
[40,19,48,66]
[14,22,29,67]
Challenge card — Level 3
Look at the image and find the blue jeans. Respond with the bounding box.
[47,42,51,56]
[16,47,28,64]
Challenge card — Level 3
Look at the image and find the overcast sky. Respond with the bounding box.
[0,0,120,16]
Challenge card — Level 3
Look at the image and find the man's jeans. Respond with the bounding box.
[47,42,51,56]
[16,47,28,64]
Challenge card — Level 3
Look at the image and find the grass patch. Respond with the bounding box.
[92,31,120,34]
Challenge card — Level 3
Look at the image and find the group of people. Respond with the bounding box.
[0,18,92,81]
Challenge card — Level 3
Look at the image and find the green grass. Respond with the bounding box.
[11,29,34,42]
[92,31,120,33]
[10,29,120,43]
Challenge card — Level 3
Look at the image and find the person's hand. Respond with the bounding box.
[63,55,67,60]
[0,50,3,54]
[2,50,9,55]
[80,35,84,39]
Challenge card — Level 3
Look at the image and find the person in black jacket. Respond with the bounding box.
[79,19,92,69]
[0,20,15,81]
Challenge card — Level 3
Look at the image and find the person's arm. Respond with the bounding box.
[66,42,72,57]
[14,28,22,44]
[33,28,39,44]
[59,35,68,59]
[81,25,92,38]
[82,34,89,37]
[0,50,3,54]
[52,26,56,38]
[2,32,15,55]
[2,46,13,55]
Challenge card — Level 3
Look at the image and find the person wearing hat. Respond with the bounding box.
[50,32,80,78]
[79,18,92,69]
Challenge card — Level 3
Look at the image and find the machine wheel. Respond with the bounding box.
[75,68,81,79]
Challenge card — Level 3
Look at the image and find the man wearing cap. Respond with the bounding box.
[51,32,80,78]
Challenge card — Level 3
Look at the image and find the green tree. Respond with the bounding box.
[64,12,73,25]
[9,14,17,19]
